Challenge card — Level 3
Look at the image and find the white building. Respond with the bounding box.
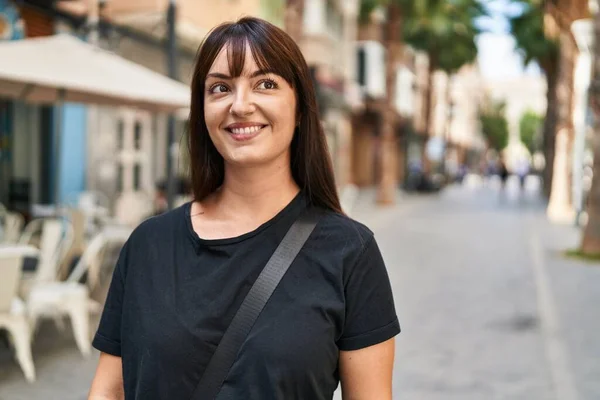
[484,75,547,169]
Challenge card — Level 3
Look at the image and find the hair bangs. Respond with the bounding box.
[224,32,247,78]
[223,26,296,86]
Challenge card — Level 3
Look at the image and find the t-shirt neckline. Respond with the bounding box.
[184,190,306,247]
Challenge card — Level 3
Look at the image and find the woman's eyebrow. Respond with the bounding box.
[248,69,276,78]
[205,69,276,80]
[206,72,231,80]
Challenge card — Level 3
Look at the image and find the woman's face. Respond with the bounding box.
[204,44,298,167]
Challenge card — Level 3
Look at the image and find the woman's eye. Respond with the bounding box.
[257,80,277,90]
[209,84,228,94]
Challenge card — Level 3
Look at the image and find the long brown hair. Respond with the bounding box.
[188,17,342,213]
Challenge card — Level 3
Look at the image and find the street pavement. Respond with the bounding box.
[1,181,600,399]
[350,180,600,400]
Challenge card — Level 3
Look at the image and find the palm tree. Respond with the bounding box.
[402,0,484,171]
[581,1,600,254]
[510,0,559,198]
[378,3,404,204]
[359,0,408,204]
[543,0,589,222]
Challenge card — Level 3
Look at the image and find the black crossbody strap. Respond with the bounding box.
[190,209,321,400]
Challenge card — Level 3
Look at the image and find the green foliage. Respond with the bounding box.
[359,0,383,24]
[565,249,600,263]
[509,0,559,73]
[358,0,448,26]
[402,0,484,74]
[358,0,483,74]
[519,110,543,153]
[479,101,510,151]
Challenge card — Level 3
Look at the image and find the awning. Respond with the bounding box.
[0,34,190,112]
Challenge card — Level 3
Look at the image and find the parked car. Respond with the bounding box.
[403,171,444,193]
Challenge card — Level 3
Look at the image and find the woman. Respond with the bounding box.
[88,17,400,400]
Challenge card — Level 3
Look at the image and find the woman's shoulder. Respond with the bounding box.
[313,207,374,249]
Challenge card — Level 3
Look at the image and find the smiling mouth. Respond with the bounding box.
[225,125,267,141]
[225,125,267,135]
[225,125,266,135]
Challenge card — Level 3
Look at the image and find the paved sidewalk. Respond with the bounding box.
[351,184,600,400]
[0,319,100,400]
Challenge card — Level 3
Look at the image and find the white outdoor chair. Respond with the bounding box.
[64,191,111,239]
[1,211,25,244]
[18,218,74,299]
[0,247,37,382]
[56,209,86,281]
[68,226,132,291]
[26,226,132,357]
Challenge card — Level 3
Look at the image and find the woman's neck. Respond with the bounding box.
[211,159,300,221]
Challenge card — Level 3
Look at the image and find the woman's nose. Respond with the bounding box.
[229,89,256,116]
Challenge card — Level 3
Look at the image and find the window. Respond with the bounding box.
[117,165,123,192]
[134,122,142,150]
[133,163,141,191]
[325,0,343,38]
[357,48,366,86]
[117,120,124,150]
[356,42,386,98]
[303,0,323,34]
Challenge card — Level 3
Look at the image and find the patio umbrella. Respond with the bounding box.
[0,33,190,112]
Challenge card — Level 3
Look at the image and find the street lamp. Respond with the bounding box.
[166,0,178,209]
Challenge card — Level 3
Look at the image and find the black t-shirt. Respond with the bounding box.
[92,192,400,400]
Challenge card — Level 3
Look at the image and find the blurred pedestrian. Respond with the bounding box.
[457,163,468,184]
[516,158,530,191]
[88,17,399,400]
[152,180,168,216]
[152,177,192,216]
[499,159,509,191]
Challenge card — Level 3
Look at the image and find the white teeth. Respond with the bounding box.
[230,126,263,135]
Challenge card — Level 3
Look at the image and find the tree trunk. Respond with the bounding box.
[442,74,453,173]
[581,4,600,254]
[421,56,437,174]
[582,128,600,254]
[284,0,304,43]
[542,60,559,199]
[444,74,452,141]
[424,56,436,137]
[547,31,576,222]
[377,4,402,205]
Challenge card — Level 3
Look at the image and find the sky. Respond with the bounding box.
[475,0,542,81]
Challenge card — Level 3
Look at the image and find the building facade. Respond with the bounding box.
[0,0,87,219]
[351,7,426,188]
[446,65,486,169]
[299,0,361,188]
